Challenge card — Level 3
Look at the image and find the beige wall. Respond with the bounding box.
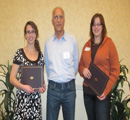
[0,0,130,70]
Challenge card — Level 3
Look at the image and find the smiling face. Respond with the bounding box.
[92,17,103,39]
[25,25,36,45]
[52,8,65,34]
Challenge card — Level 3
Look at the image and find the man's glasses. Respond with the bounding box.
[53,15,64,20]
[26,30,35,34]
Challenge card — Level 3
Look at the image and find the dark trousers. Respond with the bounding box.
[83,92,110,120]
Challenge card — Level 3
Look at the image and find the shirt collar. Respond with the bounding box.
[53,31,67,41]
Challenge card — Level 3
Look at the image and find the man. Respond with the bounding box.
[44,7,79,120]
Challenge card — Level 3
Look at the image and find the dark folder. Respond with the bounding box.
[85,63,109,96]
[21,66,44,91]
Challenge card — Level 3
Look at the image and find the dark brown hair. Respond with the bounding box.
[90,13,107,42]
[24,21,41,52]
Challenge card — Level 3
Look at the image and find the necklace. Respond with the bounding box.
[93,42,101,46]
[92,38,102,46]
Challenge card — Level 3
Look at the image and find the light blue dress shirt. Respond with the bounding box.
[44,32,79,83]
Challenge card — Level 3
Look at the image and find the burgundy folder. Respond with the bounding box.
[85,63,109,96]
[21,66,43,91]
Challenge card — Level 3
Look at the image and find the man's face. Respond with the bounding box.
[52,8,65,33]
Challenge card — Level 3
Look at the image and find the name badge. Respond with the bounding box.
[85,47,90,51]
[63,52,70,59]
